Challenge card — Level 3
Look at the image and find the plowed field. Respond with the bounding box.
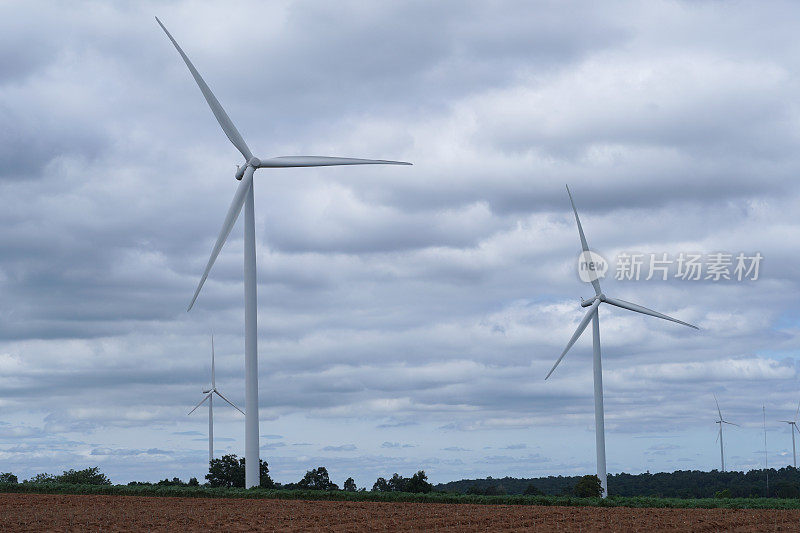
[1,493,799,532]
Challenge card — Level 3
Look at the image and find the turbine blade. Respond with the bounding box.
[211,333,216,389]
[258,156,411,168]
[188,393,211,415]
[715,427,720,443]
[795,399,800,423]
[714,393,723,420]
[602,296,699,329]
[780,420,794,424]
[214,390,245,415]
[188,166,255,311]
[545,300,600,380]
[794,424,800,436]
[566,185,601,296]
[155,17,253,161]
[722,420,740,427]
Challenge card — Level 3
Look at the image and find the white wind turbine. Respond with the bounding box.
[156,18,411,487]
[545,185,698,498]
[779,400,800,468]
[714,394,738,472]
[189,335,244,464]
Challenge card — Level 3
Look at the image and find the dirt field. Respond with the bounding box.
[2,493,800,532]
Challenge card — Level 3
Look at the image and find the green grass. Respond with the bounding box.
[2,482,799,509]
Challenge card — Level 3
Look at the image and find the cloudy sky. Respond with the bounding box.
[2,0,800,487]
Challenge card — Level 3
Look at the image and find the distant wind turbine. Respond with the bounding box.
[545,185,698,498]
[714,394,738,472]
[764,405,769,496]
[779,400,800,468]
[189,335,244,464]
[156,18,411,488]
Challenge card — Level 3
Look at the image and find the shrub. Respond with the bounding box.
[0,473,17,484]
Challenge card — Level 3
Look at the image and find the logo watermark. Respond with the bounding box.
[577,250,608,283]
[576,251,762,282]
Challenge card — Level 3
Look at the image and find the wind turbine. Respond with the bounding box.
[156,18,411,488]
[545,185,698,498]
[189,335,244,464]
[714,394,739,472]
[779,400,800,468]
[763,405,769,496]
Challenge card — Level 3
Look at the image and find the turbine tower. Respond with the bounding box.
[545,185,698,498]
[156,18,411,488]
[714,394,738,472]
[779,400,800,468]
[189,335,244,464]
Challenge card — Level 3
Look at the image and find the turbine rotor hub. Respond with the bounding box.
[581,294,604,307]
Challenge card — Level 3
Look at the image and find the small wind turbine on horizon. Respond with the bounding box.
[764,405,769,496]
[189,335,244,465]
[714,394,739,472]
[779,400,800,468]
[156,18,410,488]
[545,185,698,498]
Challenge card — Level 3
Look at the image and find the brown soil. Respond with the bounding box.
[1,493,799,532]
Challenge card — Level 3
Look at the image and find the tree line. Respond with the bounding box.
[436,467,800,498]
[0,455,433,494]
[7,462,800,499]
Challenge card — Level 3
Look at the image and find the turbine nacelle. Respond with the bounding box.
[235,158,262,180]
[581,294,605,307]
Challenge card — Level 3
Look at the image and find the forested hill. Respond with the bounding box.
[435,468,800,498]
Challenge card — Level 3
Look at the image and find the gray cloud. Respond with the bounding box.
[1,0,800,485]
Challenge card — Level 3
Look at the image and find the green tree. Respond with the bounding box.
[206,454,274,488]
[0,472,18,484]
[25,473,57,484]
[57,467,111,485]
[372,477,390,492]
[188,477,199,486]
[388,473,407,492]
[297,467,338,490]
[573,475,603,498]
[524,483,542,495]
[343,477,357,491]
[405,471,433,493]
[774,481,799,499]
[157,477,185,486]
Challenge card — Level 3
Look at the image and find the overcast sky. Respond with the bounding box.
[2,0,800,487]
